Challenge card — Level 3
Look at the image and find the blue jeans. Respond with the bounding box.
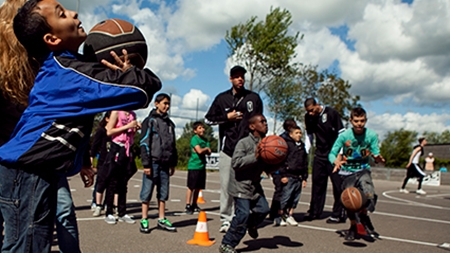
[280,177,302,210]
[56,175,80,253]
[222,196,270,248]
[0,164,58,253]
[140,163,170,203]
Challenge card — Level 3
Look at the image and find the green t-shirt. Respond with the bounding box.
[188,135,210,170]
[329,128,380,173]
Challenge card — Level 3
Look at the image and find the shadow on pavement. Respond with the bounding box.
[238,235,303,252]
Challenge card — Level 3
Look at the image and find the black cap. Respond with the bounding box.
[230,65,247,76]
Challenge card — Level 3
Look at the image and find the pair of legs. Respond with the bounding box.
[279,177,302,223]
[140,162,170,220]
[0,164,58,252]
[269,174,283,220]
[342,170,377,240]
[308,156,345,220]
[221,195,270,248]
[401,163,425,191]
[185,169,206,212]
[219,152,235,228]
[185,188,200,207]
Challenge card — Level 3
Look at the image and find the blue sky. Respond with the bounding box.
[3,0,449,139]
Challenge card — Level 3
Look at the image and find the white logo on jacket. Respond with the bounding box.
[247,101,253,113]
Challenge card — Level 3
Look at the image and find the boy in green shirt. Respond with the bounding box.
[185,121,211,214]
[329,107,385,241]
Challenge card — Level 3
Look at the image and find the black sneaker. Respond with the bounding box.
[248,226,258,239]
[219,244,237,253]
[157,218,177,232]
[345,225,357,241]
[140,219,150,233]
[191,204,201,213]
[185,204,193,215]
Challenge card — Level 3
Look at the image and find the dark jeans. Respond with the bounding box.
[280,177,302,210]
[222,196,270,248]
[309,156,345,218]
[0,164,58,253]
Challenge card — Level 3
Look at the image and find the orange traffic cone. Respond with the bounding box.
[197,190,206,204]
[187,211,215,246]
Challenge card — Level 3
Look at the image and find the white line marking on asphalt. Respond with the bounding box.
[200,211,443,249]
[425,193,450,198]
[171,199,181,202]
[382,190,450,210]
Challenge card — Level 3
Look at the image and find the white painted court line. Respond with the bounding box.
[425,193,450,198]
[201,211,443,249]
[382,190,450,210]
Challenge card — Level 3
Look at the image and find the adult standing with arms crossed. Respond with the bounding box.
[304,98,346,223]
[205,65,263,232]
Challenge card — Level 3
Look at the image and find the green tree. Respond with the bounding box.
[225,7,360,129]
[225,7,300,92]
[176,120,218,168]
[423,130,450,144]
[380,129,417,168]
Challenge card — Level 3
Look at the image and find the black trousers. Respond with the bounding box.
[269,174,283,219]
[309,156,345,219]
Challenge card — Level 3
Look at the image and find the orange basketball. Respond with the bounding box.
[341,187,367,212]
[258,135,288,165]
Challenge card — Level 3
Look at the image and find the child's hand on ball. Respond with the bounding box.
[101,49,133,72]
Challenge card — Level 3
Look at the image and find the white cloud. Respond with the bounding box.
[367,111,450,140]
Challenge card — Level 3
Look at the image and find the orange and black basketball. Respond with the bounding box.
[83,19,147,68]
[341,187,367,212]
[258,135,288,165]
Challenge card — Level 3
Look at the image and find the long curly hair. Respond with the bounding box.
[0,0,37,105]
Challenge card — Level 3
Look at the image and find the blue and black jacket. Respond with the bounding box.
[0,51,161,176]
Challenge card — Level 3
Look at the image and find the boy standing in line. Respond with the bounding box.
[185,121,211,214]
[278,126,308,226]
[270,118,297,225]
[219,114,270,253]
[0,0,161,251]
[139,93,178,233]
[329,107,385,241]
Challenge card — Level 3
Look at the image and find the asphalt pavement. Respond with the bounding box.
[57,170,450,253]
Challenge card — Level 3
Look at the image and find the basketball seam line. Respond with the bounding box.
[95,41,147,55]
[111,19,126,34]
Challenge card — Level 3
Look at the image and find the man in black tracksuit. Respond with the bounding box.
[205,65,263,232]
[304,98,346,223]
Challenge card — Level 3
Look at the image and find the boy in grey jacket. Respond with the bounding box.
[219,114,270,253]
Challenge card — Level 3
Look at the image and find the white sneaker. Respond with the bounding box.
[91,203,97,211]
[93,206,102,217]
[286,216,298,226]
[416,189,426,195]
[219,221,230,233]
[105,214,117,225]
[118,214,136,224]
[280,218,287,226]
[399,188,409,194]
